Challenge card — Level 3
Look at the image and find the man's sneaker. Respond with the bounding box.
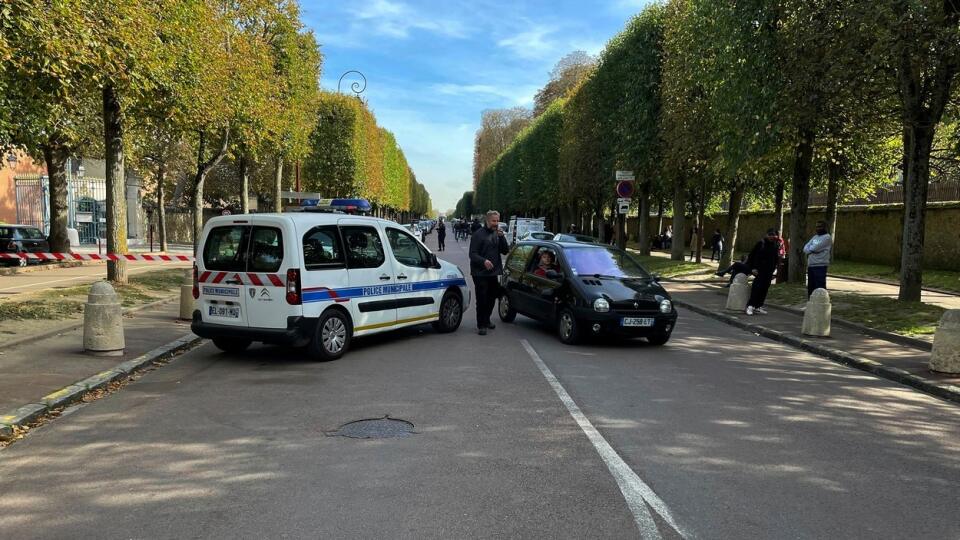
[755,307,768,315]
[478,328,487,336]
[487,323,496,330]
[745,306,755,316]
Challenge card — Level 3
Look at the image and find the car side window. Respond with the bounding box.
[203,226,250,272]
[249,227,284,273]
[341,226,386,269]
[386,228,429,268]
[303,226,345,270]
[506,245,534,273]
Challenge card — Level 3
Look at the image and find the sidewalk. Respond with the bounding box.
[665,281,960,403]
[0,300,201,439]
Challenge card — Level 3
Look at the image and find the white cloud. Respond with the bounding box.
[351,0,467,40]
[497,26,558,59]
[432,83,538,106]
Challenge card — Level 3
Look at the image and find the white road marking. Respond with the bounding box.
[521,339,685,540]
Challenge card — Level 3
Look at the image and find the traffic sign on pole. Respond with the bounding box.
[616,181,635,198]
[615,170,635,182]
[617,197,630,215]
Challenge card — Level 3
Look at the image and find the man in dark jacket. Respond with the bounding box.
[469,210,509,335]
[745,228,781,315]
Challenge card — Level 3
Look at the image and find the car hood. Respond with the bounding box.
[440,260,466,281]
[577,276,669,310]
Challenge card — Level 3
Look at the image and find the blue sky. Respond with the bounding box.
[301,0,653,212]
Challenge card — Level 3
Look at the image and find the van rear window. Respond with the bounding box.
[203,226,250,272]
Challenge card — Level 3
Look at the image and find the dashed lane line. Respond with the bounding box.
[521,339,686,540]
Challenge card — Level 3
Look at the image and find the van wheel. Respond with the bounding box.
[309,310,352,361]
[498,293,516,322]
[432,292,462,333]
[557,307,581,345]
[212,338,251,353]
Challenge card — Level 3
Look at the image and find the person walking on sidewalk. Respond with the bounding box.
[469,210,509,335]
[710,228,724,262]
[437,218,447,251]
[689,227,700,261]
[803,220,833,298]
[745,228,780,316]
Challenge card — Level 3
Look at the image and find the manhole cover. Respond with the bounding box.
[329,416,415,439]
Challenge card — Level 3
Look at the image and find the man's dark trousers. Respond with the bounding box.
[807,266,827,297]
[473,276,499,329]
[749,272,774,308]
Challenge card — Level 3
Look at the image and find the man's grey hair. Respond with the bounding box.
[485,210,500,222]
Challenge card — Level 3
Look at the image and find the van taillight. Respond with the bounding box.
[192,264,199,299]
[286,268,301,305]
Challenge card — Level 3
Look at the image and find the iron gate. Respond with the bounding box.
[14,175,48,234]
[14,174,107,243]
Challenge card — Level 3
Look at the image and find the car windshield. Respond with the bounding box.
[17,228,45,240]
[563,247,651,279]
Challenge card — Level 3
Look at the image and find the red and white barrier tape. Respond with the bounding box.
[198,271,284,286]
[0,252,193,262]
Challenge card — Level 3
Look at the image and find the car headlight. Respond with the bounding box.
[593,298,610,313]
[660,299,672,314]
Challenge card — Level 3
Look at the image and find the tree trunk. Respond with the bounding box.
[240,155,250,214]
[103,84,127,283]
[898,123,934,301]
[656,196,664,241]
[192,128,231,252]
[695,181,706,263]
[637,181,651,255]
[788,126,815,283]
[774,178,785,236]
[825,158,841,249]
[670,179,686,261]
[274,156,284,213]
[720,184,744,269]
[42,144,71,253]
[157,159,168,252]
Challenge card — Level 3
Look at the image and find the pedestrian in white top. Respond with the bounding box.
[803,220,833,298]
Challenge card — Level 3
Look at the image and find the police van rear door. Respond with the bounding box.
[199,223,251,327]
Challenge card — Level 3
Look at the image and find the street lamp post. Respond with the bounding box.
[337,70,367,98]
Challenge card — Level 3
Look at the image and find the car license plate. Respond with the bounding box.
[209,305,240,318]
[621,317,654,327]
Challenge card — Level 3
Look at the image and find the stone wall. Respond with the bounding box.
[630,202,960,271]
[147,208,218,246]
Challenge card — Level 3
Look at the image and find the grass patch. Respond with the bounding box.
[0,268,185,321]
[764,282,944,337]
[829,260,960,294]
[631,253,715,279]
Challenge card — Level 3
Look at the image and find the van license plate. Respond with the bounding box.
[209,305,240,318]
[621,317,654,327]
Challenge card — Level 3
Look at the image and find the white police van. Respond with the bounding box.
[190,203,470,360]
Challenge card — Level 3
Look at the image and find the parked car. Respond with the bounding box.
[519,231,555,241]
[498,239,677,345]
[0,225,50,266]
[191,204,470,360]
[552,232,599,244]
[405,223,424,242]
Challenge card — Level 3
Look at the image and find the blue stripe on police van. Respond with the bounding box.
[302,278,467,304]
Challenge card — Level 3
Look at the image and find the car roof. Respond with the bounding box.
[205,212,402,228]
[516,239,609,250]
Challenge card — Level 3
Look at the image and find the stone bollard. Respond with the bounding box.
[83,281,125,356]
[930,310,960,374]
[725,273,750,311]
[802,288,831,337]
[180,269,195,321]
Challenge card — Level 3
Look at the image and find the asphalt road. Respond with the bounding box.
[1,231,958,539]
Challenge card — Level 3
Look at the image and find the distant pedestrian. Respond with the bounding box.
[689,228,700,261]
[663,225,672,249]
[803,220,833,298]
[469,210,509,335]
[437,218,446,251]
[568,223,579,234]
[745,228,780,316]
[470,218,482,234]
[710,229,724,262]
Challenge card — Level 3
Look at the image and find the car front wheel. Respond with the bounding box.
[433,292,463,333]
[498,293,517,322]
[309,310,352,361]
[557,307,581,345]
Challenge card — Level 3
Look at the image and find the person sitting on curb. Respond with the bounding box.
[745,228,780,316]
[716,255,752,287]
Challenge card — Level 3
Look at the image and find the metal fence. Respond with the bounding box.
[14,174,107,243]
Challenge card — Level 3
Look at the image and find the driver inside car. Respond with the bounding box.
[533,250,559,279]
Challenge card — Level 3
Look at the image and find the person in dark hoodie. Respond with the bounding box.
[469,210,510,335]
[745,228,781,316]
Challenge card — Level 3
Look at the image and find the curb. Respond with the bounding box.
[0,333,203,441]
[829,273,960,298]
[673,299,960,405]
[3,294,181,351]
[699,283,935,351]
